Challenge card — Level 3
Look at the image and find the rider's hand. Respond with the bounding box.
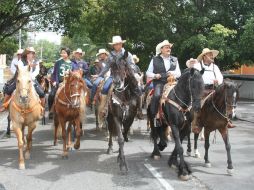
[91,75,98,79]
[213,80,218,85]
[154,74,161,79]
[52,81,57,86]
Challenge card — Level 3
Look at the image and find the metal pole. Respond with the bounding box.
[19,29,22,49]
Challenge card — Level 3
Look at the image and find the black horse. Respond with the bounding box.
[190,79,240,175]
[147,68,204,180]
[106,51,140,173]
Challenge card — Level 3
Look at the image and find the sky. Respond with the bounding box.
[28,32,62,45]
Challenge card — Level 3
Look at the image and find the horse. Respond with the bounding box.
[147,68,204,180]
[190,79,240,175]
[53,70,87,159]
[106,51,140,173]
[9,64,43,169]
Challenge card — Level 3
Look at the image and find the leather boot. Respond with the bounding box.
[191,111,202,134]
[0,94,11,112]
[136,96,144,120]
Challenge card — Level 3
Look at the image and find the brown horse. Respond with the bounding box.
[53,70,87,159]
[191,79,240,175]
[9,64,43,169]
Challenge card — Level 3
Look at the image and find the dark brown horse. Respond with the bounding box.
[106,51,140,173]
[53,70,87,159]
[147,68,204,180]
[191,79,240,175]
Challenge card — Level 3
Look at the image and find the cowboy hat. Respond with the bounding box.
[23,47,36,55]
[132,54,140,63]
[156,40,173,55]
[186,58,198,68]
[74,48,84,55]
[16,49,24,55]
[197,48,219,61]
[96,48,109,57]
[108,36,126,45]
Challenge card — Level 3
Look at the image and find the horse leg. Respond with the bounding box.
[59,119,68,159]
[219,128,234,175]
[53,115,59,146]
[6,114,11,137]
[114,117,128,173]
[204,129,211,167]
[95,103,100,131]
[194,133,201,158]
[186,132,192,156]
[25,123,36,160]
[171,125,191,181]
[13,125,25,169]
[123,117,135,142]
[74,119,81,150]
[150,118,161,160]
[67,122,72,150]
[168,147,178,169]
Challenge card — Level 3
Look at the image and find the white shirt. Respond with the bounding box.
[146,55,181,78]
[17,60,40,81]
[193,61,223,85]
[10,57,21,75]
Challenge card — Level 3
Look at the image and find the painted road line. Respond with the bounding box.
[144,163,174,190]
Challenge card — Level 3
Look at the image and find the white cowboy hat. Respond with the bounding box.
[108,36,126,45]
[132,54,140,63]
[186,58,199,68]
[74,48,84,55]
[197,48,219,61]
[96,48,109,57]
[16,49,24,55]
[156,40,173,55]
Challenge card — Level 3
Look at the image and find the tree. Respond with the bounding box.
[34,40,60,62]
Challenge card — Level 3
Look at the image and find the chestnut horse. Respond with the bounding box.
[9,64,43,169]
[191,79,240,175]
[53,70,87,159]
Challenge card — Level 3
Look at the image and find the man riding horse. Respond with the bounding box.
[92,36,144,119]
[146,40,181,124]
[186,48,235,130]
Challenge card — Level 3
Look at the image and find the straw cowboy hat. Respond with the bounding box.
[16,49,24,55]
[197,48,219,61]
[96,48,109,57]
[108,36,126,45]
[23,47,36,56]
[132,54,140,63]
[156,40,173,55]
[74,48,84,55]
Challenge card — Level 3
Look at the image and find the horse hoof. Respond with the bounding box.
[186,151,191,157]
[19,164,25,170]
[205,162,211,168]
[153,155,161,160]
[227,168,234,176]
[74,144,80,150]
[179,174,190,181]
[25,152,30,160]
[62,154,69,159]
[107,148,113,155]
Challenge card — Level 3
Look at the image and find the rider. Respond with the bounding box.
[10,49,23,75]
[90,48,109,105]
[0,47,45,112]
[186,48,235,129]
[71,48,92,88]
[93,36,144,119]
[146,40,181,123]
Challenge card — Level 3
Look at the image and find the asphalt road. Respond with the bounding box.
[0,102,253,190]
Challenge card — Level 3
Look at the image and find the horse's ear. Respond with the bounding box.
[123,51,128,60]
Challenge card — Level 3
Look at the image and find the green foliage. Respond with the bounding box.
[42,62,54,69]
[34,40,60,62]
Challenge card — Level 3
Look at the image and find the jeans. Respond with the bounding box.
[102,77,113,95]
[90,77,103,101]
[84,78,93,89]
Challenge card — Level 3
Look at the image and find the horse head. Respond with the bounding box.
[219,79,240,118]
[110,51,130,92]
[176,68,204,112]
[16,64,33,104]
[65,70,85,107]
